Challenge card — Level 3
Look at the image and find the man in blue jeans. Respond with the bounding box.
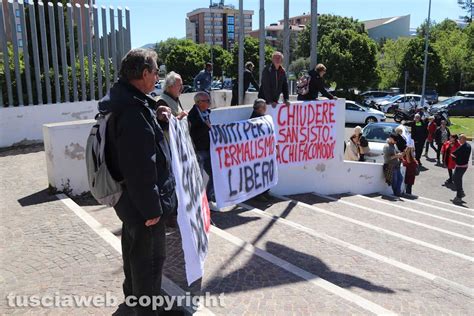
[384,134,404,197]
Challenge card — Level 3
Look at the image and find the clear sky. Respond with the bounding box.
[96,0,465,48]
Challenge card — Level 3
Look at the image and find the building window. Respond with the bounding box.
[16,24,21,33]
[227,24,234,32]
[227,16,234,24]
[18,39,23,47]
[15,9,20,17]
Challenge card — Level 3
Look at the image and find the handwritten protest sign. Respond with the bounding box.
[168,117,211,286]
[268,101,337,165]
[209,115,278,208]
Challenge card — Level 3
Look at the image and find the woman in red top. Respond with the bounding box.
[424,116,437,158]
[441,134,460,184]
[402,147,418,195]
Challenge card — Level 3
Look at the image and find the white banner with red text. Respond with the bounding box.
[209,115,278,208]
[267,100,338,165]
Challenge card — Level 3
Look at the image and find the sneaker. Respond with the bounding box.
[444,179,453,185]
[452,197,463,203]
[460,192,466,198]
[209,201,220,212]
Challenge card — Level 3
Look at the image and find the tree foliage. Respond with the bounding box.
[399,37,446,92]
[318,29,378,91]
[458,0,473,23]
[228,37,275,80]
[377,38,410,89]
[295,14,366,59]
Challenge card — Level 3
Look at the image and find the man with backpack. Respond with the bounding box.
[297,63,337,101]
[96,49,177,315]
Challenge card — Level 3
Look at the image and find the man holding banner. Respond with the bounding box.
[209,113,279,208]
[188,92,217,208]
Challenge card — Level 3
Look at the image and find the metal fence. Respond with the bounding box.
[0,1,131,107]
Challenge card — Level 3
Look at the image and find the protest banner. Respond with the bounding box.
[268,101,337,165]
[209,115,278,208]
[168,117,211,286]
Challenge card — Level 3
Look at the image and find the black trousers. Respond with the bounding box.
[436,143,442,162]
[122,217,167,315]
[405,184,412,195]
[447,169,453,182]
[453,167,467,198]
[414,140,424,164]
[425,140,437,155]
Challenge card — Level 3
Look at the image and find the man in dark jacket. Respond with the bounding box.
[231,61,260,105]
[188,91,216,206]
[98,49,177,315]
[297,63,336,101]
[410,113,428,166]
[258,51,290,108]
[452,134,471,203]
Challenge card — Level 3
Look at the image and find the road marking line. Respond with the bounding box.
[270,193,474,262]
[238,202,474,298]
[210,225,397,316]
[417,196,474,212]
[57,194,215,316]
[354,194,474,227]
[381,193,474,218]
[313,193,474,242]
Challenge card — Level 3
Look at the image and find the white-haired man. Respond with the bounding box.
[156,71,186,117]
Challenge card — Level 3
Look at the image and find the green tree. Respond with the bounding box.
[289,57,310,77]
[432,25,469,94]
[399,37,446,92]
[154,38,194,68]
[377,38,410,90]
[458,0,473,23]
[228,37,275,81]
[318,29,378,91]
[295,14,366,59]
[210,45,233,78]
[165,44,209,84]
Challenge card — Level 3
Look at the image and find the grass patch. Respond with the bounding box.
[450,117,474,137]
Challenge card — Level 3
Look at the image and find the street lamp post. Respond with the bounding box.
[259,0,265,84]
[420,0,432,108]
[310,0,318,69]
[238,0,244,105]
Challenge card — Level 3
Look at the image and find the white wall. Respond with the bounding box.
[41,100,392,196]
[0,101,97,148]
[0,91,269,148]
[43,120,95,195]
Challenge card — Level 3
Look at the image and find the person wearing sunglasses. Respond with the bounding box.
[188,91,216,208]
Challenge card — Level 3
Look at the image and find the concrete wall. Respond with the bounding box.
[43,120,95,195]
[41,101,391,196]
[0,91,272,148]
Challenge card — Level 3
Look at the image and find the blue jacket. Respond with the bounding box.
[194,70,212,91]
[98,79,177,224]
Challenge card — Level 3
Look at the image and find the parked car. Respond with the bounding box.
[182,85,196,94]
[376,94,428,114]
[424,89,439,104]
[361,122,411,163]
[360,90,394,106]
[444,97,474,117]
[149,80,164,98]
[211,80,222,90]
[455,91,474,98]
[345,101,386,124]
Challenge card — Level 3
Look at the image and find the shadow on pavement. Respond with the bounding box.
[17,188,56,206]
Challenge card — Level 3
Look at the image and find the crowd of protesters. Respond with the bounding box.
[100,48,470,315]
